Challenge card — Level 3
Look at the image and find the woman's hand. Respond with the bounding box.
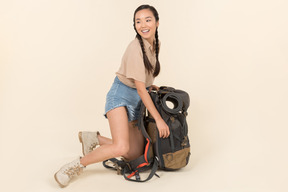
[156,118,170,138]
[149,85,159,93]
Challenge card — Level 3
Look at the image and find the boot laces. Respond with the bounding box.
[64,164,82,178]
[89,143,97,152]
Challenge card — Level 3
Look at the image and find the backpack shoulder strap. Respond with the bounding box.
[137,100,152,140]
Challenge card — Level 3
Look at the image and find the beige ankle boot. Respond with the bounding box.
[78,131,100,156]
[54,157,84,188]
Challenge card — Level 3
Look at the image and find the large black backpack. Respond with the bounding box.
[103,86,191,182]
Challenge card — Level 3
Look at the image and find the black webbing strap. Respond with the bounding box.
[123,157,159,182]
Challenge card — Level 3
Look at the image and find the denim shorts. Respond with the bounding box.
[104,76,142,122]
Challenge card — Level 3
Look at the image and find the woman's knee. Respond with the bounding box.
[112,143,130,157]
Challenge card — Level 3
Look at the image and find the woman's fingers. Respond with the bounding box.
[159,127,170,138]
[156,118,170,138]
[149,85,160,93]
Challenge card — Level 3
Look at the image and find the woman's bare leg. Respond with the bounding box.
[80,107,130,166]
[98,135,112,146]
[97,121,145,161]
[123,120,145,161]
[97,121,144,155]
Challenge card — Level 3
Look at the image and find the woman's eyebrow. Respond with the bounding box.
[136,16,152,20]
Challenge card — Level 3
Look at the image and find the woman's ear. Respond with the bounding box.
[156,21,159,28]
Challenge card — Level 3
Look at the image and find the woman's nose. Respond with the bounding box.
[141,22,146,27]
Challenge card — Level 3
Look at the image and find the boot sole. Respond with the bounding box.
[78,132,85,156]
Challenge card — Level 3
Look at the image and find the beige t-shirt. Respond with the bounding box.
[116,37,159,88]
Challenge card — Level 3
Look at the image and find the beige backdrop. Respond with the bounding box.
[1,0,288,191]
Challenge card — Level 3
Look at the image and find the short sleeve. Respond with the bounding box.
[119,40,146,83]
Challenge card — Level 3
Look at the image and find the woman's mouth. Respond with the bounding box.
[141,29,150,33]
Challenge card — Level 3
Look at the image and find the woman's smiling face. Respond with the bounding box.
[134,9,159,45]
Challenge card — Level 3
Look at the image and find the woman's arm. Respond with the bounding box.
[135,80,170,138]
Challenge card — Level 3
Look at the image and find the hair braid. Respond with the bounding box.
[153,28,160,77]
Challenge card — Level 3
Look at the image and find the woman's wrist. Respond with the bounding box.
[154,115,162,122]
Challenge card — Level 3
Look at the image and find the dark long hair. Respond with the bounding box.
[133,5,160,77]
